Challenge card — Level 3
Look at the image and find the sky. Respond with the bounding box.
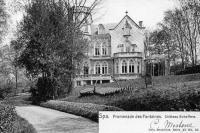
[2,0,178,46]
[93,0,178,29]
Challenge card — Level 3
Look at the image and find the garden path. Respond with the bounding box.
[16,106,98,133]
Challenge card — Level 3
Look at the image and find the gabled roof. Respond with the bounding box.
[109,15,143,30]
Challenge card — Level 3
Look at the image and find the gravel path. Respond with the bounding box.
[16,106,98,133]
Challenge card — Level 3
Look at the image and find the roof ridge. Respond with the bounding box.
[109,15,143,30]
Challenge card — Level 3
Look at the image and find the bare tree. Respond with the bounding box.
[178,0,200,66]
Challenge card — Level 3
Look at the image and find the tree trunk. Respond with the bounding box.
[15,66,18,95]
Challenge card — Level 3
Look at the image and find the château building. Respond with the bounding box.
[74,12,146,87]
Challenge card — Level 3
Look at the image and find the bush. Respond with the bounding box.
[30,77,67,105]
[175,65,200,75]
[0,103,37,133]
[110,89,200,111]
[41,100,123,122]
[13,115,37,133]
[64,76,200,112]
[0,82,15,99]
[0,103,16,132]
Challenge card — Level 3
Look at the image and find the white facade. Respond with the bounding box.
[74,14,145,87]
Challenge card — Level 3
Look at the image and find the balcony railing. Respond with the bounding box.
[75,74,111,79]
[114,52,142,58]
[114,73,141,77]
[75,73,142,80]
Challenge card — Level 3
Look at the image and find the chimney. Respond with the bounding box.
[139,21,143,27]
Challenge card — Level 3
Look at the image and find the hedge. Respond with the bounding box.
[175,65,200,75]
[0,103,37,133]
[40,100,123,122]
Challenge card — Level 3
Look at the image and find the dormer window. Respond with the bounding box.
[98,24,105,34]
[122,20,132,37]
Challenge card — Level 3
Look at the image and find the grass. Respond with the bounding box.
[4,93,32,106]
[40,100,123,122]
[63,74,200,111]
[74,73,200,96]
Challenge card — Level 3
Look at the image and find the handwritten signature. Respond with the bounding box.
[150,119,193,129]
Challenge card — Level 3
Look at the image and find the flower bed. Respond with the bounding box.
[40,100,123,122]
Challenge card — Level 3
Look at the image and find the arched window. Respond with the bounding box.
[83,62,89,75]
[129,60,134,73]
[115,61,119,74]
[102,62,108,74]
[95,62,101,74]
[95,43,100,56]
[137,62,140,73]
[122,60,127,74]
[102,43,107,55]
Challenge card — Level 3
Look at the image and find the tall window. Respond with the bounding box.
[115,62,119,74]
[129,60,134,73]
[77,81,81,86]
[95,43,100,56]
[83,62,89,75]
[95,62,101,74]
[102,43,107,55]
[137,62,140,73]
[102,62,108,74]
[126,46,131,52]
[122,60,127,74]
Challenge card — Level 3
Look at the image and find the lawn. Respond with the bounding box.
[63,74,200,111]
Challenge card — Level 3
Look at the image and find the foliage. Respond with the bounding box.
[175,65,200,75]
[30,77,67,104]
[64,74,200,111]
[13,116,37,133]
[41,100,123,122]
[0,42,28,94]
[0,103,37,133]
[13,0,101,100]
[0,0,8,43]
[0,81,15,99]
[0,103,16,133]
[146,0,200,68]
[110,89,200,111]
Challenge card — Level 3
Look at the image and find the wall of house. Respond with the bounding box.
[89,34,111,57]
[109,16,145,57]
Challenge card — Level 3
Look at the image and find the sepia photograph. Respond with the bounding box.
[0,0,200,132]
